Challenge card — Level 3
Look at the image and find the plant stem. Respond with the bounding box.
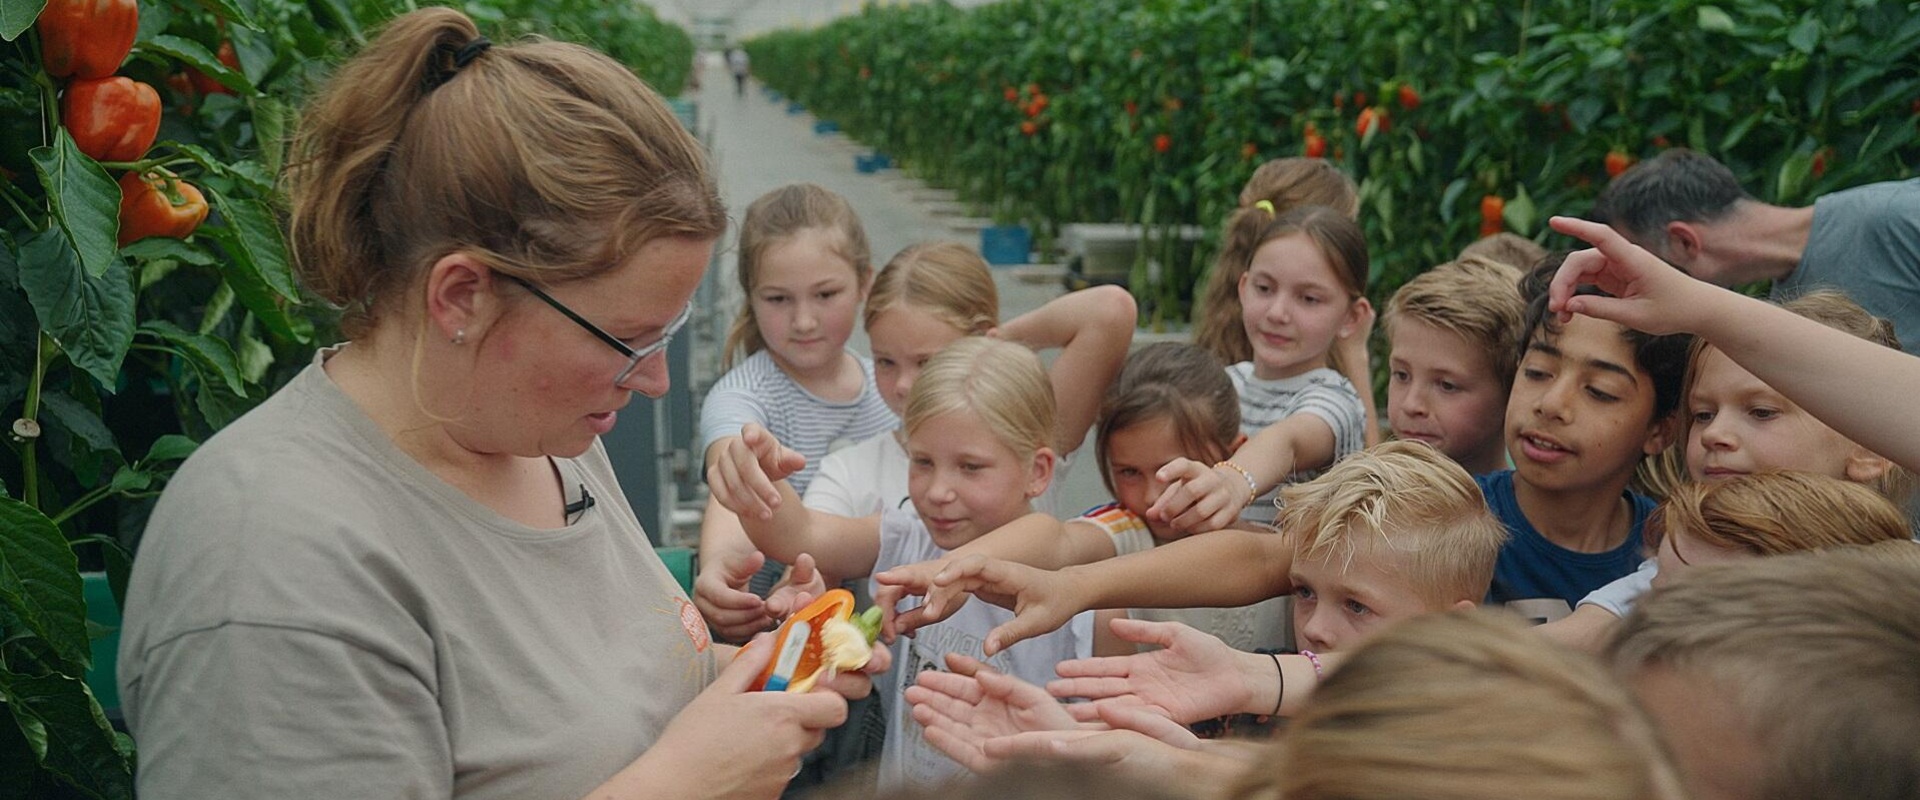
[0,183,42,231]
[50,484,113,526]
[22,333,54,509]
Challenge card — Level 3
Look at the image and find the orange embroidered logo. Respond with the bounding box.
[676,597,711,653]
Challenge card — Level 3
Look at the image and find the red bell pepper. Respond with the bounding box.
[117,169,209,246]
[37,0,139,80]
[62,76,160,162]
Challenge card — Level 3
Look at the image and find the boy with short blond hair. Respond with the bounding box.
[1381,257,1526,474]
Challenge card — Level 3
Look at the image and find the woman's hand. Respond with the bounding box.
[636,632,848,799]
[1546,215,1715,334]
[1145,458,1251,534]
[707,425,806,521]
[905,654,1082,772]
[1047,618,1256,725]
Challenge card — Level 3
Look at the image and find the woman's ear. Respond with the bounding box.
[1844,445,1893,486]
[424,253,503,343]
[1026,446,1058,499]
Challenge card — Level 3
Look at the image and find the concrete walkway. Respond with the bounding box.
[669,63,1105,543]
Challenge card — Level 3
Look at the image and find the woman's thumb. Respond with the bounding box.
[716,632,776,693]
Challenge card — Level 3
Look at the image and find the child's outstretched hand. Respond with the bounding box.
[906,653,1081,773]
[708,423,807,521]
[1048,618,1254,726]
[1145,458,1250,534]
[1547,216,1713,334]
[911,556,1087,656]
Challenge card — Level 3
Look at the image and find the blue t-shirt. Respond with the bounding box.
[1476,470,1655,616]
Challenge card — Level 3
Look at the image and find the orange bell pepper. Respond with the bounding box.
[117,169,208,246]
[752,589,881,693]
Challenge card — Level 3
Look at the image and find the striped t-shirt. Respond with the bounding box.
[698,349,898,498]
[1225,363,1366,527]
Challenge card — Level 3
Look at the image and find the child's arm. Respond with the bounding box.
[1048,618,1323,723]
[907,528,1295,653]
[997,284,1137,455]
[709,424,881,581]
[872,514,1119,639]
[1148,413,1339,534]
[1551,215,1920,474]
[1334,300,1384,447]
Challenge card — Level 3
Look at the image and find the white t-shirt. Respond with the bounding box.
[872,509,1093,790]
[1226,363,1367,526]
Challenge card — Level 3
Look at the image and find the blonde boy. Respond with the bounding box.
[1381,257,1526,475]
[1457,231,1548,272]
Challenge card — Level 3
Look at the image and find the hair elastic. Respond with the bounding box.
[1253,199,1276,216]
[1269,651,1285,717]
[426,36,492,91]
[454,36,492,67]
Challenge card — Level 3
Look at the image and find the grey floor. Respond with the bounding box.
[667,64,1107,543]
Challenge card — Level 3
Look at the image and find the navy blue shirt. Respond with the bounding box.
[1476,470,1655,611]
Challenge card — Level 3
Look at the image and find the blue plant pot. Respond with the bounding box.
[786,101,805,115]
[980,224,1032,266]
[813,120,840,135]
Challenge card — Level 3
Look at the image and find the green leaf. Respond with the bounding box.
[208,190,297,300]
[142,435,199,464]
[0,0,46,42]
[139,320,247,396]
[1786,17,1820,55]
[139,35,253,94]
[29,131,122,280]
[200,226,303,342]
[1696,6,1736,34]
[120,237,217,267]
[16,230,136,391]
[0,671,134,800]
[1503,184,1538,237]
[0,498,91,670]
[39,392,118,458]
[191,0,262,31]
[249,99,291,177]
[1567,96,1603,133]
[106,467,151,494]
[233,328,273,383]
[1775,152,1813,203]
[1440,177,1467,224]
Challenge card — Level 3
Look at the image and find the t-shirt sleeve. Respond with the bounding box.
[1071,504,1155,557]
[698,381,770,454]
[1577,557,1658,617]
[129,624,448,799]
[803,446,868,517]
[1289,380,1365,448]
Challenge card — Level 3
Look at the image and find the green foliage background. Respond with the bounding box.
[747,0,1920,325]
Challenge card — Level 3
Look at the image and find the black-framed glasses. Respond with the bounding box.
[504,274,692,386]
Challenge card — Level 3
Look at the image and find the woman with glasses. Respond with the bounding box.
[114,9,884,800]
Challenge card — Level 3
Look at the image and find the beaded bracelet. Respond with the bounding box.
[1213,460,1259,507]
[1301,649,1324,678]
[1269,651,1285,717]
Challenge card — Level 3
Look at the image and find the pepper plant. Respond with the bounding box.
[749,0,1920,328]
[0,1,696,796]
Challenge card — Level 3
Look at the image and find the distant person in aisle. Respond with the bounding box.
[1594,148,1920,351]
[728,46,750,97]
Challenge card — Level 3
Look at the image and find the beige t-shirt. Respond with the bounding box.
[118,350,717,799]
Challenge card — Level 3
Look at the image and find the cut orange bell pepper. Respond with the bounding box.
[752,589,880,692]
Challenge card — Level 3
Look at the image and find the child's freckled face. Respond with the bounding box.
[1386,318,1510,474]
[1289,546,1440,653]
[1505,315,1664,493]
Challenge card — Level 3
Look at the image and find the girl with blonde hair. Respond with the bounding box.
[713,337,1095,791]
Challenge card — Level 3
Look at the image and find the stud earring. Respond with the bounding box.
[451,329,466,345]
